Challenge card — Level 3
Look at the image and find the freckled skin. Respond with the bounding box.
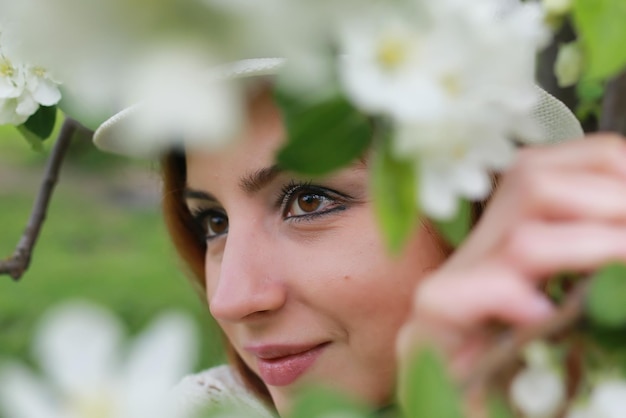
[185,90,447,415]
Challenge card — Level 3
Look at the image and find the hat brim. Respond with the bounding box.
[93,57,583,158]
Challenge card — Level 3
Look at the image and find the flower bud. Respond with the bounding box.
[542,0,572,17]
[555,42,584,88]
[588,380,626,418]
[510,366,565,418]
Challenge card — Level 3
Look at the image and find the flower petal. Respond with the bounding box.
[590,380,626,418]
[510,366,565,417]
[565,405,594,418]
[31,78,62,106]
[475,135,517,170]
[15,93,38,117]
[0,77,21,99]
[452,162,492,200]
[0,362,62,418]
[419,164,458,219]
[0,98,28,125]
[119,312,198,417]
[32,300,124,397]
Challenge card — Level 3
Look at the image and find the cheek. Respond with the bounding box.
[203,258,218,302]
[295,217,446,328]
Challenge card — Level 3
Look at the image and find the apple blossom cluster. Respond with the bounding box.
[0,301,198,418]
[338,0,549,218]
[0,0,553,221]
[510,341,626,418]
[0,33,61,126]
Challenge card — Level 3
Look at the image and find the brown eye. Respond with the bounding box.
[286,192,332,217]
[298,194,323,213]
[206,213,228,237]
[190,208,228,240]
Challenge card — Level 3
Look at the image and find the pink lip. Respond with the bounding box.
[246,343,329,386]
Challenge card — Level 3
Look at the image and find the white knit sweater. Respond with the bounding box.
[168,365,276,418]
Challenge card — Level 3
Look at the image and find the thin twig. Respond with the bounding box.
[600,70,626,135]
[0,117,79,281]
[461,279,589,393]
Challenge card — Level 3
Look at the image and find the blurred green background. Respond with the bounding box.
[0,118,225,374]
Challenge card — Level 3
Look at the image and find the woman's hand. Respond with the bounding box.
[397,133,626,400]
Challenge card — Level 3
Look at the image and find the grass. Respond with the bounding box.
[0,129,226,374]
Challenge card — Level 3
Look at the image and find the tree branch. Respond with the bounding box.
[461,279,589,393]
[599,70,626,135]
[0,117,79,281]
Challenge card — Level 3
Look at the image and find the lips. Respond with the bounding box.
[246,343,329,386]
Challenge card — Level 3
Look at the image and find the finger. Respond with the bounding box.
[413,263,555,329]
[500,221,626,277]
[453,171,626,267]
[517,172,626,221]
[514,134,626,178]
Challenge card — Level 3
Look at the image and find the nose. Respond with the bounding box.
[207,223,287,322]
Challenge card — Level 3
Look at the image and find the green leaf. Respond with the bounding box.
[586,262,626,328]
[16,125,45,152]
[585,323,626,351]
[399,347,464,418]
[275,89,372,176]
[21,105,57,141]
[575,78,604,120]
[432,199,471,247]
[573,0,626,79]
[287,386,372,418]
[372,137,419,253]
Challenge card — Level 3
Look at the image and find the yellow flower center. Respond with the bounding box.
[70,394,114,418]
[0,58,14,78]
[441,73,462,97]
[376,36,411,71]
[33,66,47,78]
[452,143,467,160]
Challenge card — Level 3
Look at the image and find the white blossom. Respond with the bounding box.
[338,0,549,219]
[510,365,566,418]
[0,40,61,125]
[205,0,358,97]
[555,42,583,88]
[586,379,626,418]
[565,406,594,418]
[397,120,515,218]
[0,300,198,418]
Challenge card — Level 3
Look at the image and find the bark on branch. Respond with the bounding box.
[461,280,589,393]
[600,70,626,136]
[0,118,79,281]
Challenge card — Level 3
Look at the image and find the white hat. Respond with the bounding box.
[93,57,584,158]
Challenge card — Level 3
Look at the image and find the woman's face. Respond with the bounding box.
[184,90,446,414]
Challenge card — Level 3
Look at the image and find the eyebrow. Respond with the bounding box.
[183,164,283,202]
[239,164,283,194]
[183,188,217,202]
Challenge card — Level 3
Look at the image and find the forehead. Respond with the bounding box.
[185,89,285,190]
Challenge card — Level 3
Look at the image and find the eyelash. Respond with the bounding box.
[276,180,349,222]
[190,181,350,242]
[189,207,227,243]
